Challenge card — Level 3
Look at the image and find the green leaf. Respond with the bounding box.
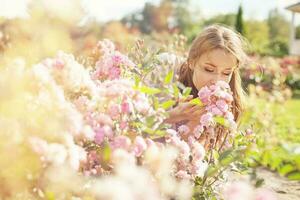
[153,98,160,110]
[212,150,220,163]
[219,148,233,160]
[144,128,155,135]
[135,86,161,95]
[214,116,226,126]
[279,164,295,176]
[146,116,156,126]
[160,100,176,110]
[219,149,235,166]
[183,87,192,97]
[103,144,111,162]
[164,71,174,84]
[132,122,144,129]
[189,98,203,106]
[172,83,180,98]
[144,128,166,136]
[287,171,300,181]
[134,74,140,87]
[204,166,218,177]
[194,176,203,186]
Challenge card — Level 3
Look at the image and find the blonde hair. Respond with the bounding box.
[179,24,248,122]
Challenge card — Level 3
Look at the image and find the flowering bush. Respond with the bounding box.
[0,39,275,199]
[241,55,299,97]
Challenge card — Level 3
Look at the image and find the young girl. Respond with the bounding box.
[165,24,248,147]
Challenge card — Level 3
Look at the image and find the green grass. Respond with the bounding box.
[271,99,300,142]
[245,98,300,180]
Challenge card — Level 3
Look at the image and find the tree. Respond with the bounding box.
[235,5,244,35]
[267,9,290,56]
[244,20,270,55]
[204,14,236,28]
[170,0,203,41]
[121,1,173,34]
[267,9,290,40]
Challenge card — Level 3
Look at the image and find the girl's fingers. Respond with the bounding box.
[180,102,195,112]
[178,95,193,103]
[189,105,204,113]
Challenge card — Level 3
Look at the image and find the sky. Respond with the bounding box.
[0,0,299,24]
[80,0,300,23]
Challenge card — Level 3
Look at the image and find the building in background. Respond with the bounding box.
[286,2,300,55]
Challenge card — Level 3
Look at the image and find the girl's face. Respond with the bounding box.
[190,48,238,90]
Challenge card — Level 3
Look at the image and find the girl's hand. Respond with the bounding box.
[165,95,205,124]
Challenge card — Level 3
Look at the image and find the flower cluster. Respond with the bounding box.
[26,39,210,184]
[165,129,208,179]
[191,81,237,146]
[92,39,135,81]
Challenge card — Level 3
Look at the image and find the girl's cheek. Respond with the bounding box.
[193,72,211,90]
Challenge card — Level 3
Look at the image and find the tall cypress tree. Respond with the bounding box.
[235,5,244,35]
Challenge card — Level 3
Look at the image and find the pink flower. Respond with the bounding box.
[177,140,190,157]
[112,53,123,64]
[108,66,121,80]
[95,113,113,126]
[103,125,114,139]
[211,105,223,116]
[121,101,131,114]
[111,136,131,150]
[97,39,115,55]
[107,104,120,119]
[198,86,211,104]
[200,113,213,127]
[119,120,128,129]
[193,125,204,139]
[245,128,253,136]
[94,127,105,144]
[176,170,191,179]
[216,100,229,112]
[192,143,205,161]
[178,125,190,135]
[133,136,147,157]
[95,57,113,75]
[209,84,217,91]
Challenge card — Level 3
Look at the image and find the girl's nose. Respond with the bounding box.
[210,74,222,84]
[210,75,229,86]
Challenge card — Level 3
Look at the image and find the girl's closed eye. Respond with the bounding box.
[223,71,232,76]
[204,67,214,73]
